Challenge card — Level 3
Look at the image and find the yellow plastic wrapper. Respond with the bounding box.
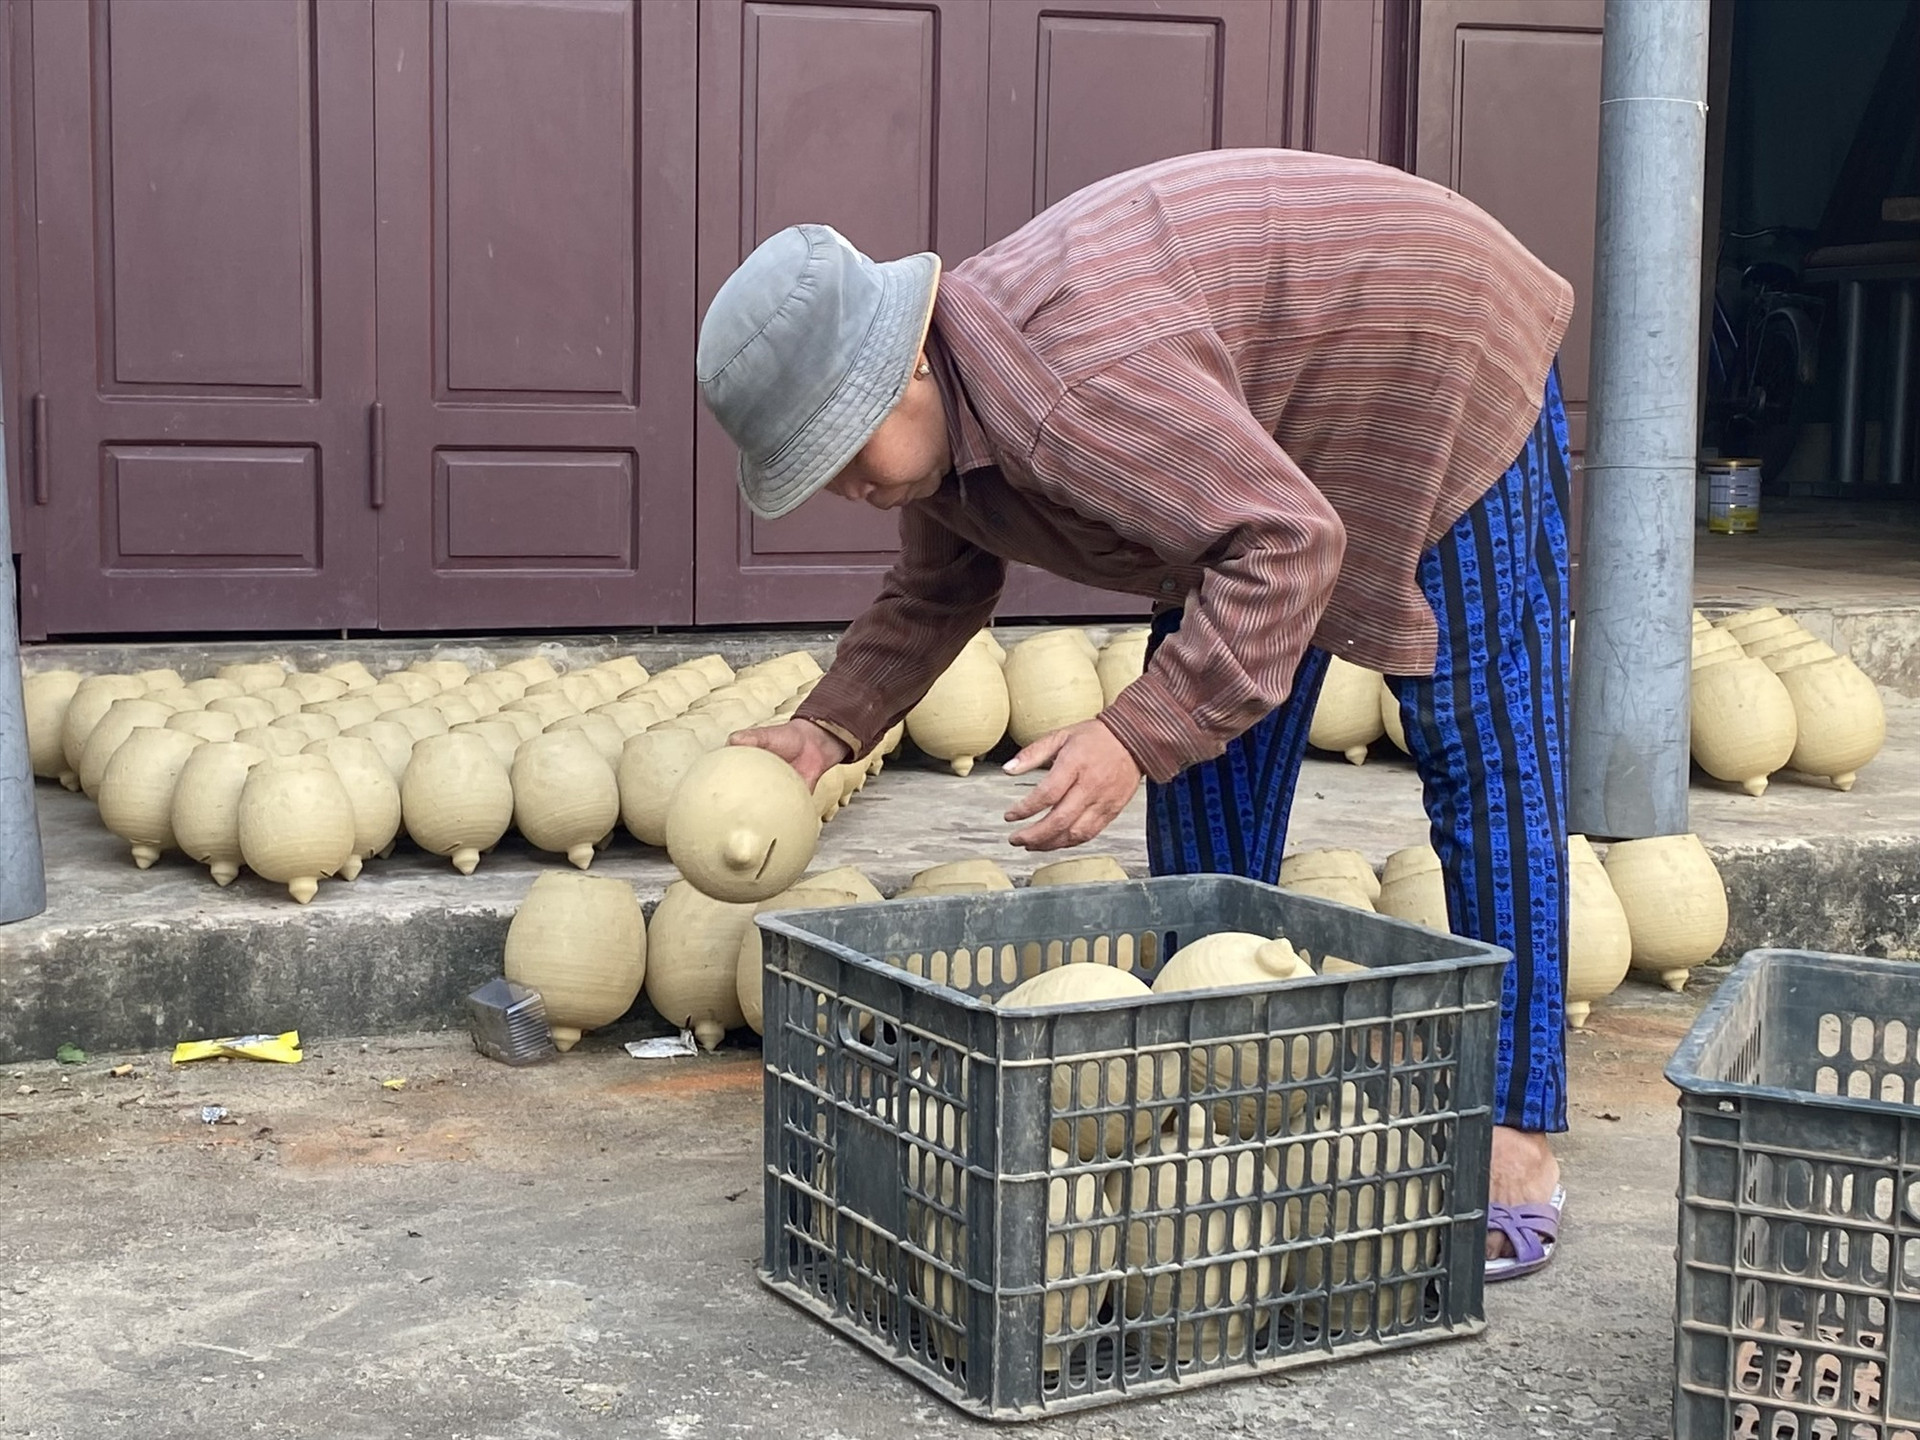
[171,1030,303,1065]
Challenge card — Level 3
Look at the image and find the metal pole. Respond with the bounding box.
[1833,280,1867,489]
[0,426,46,923]
[1885,280,1913,488]
[1570,0,1711,840]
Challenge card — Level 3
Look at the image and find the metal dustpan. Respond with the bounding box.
[465,977,558,1065]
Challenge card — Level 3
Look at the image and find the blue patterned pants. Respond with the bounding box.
[1146,367,1572,1133]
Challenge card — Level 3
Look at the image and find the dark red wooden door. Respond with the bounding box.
[371,0,698,630]
[983,0,1278,616]
[692,0,992,625]
[19,0,378,637]
[1414,0,1604,556]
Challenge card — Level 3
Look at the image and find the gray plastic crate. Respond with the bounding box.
[753,874,1511,1421]
[1665,949,1920,1440]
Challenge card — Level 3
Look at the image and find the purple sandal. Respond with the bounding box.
[1484,1185,1565,1283]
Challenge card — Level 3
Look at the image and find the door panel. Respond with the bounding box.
[373,0,697,630]
[693,0,991,624]
[20,0,377,636]
[1416,0,1603,556]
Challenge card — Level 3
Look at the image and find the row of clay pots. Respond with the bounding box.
[1274,835,1727,1026]
[1692,607,1885,793]
[21,648,866,902]
[504,853,1132,1053]
[905,627,1148,776]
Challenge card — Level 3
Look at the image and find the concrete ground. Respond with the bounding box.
[0,981,1700,1440]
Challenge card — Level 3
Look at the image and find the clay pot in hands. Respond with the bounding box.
[910,858,1013,891]
[238,754,357,903]
[665,747,820,902]
[1376,845,1450,931]
[1279,848,1381,902]
[1308,656,1385,764]
[22,669,83,780]
[79,697,174,798]
[503,871,647,1052]
[341,719,415,783]
[172,741,270,885]
[1095,628,1150,707]
[1003,633,1105,749]
[512,730,620,870]
[98,727,206,868]
[1602,833,1727,992]
[736,887,862,1034]
[1776,657,1885,791]
[1690,657,1797,796]
[616,727,707,846]
[644,879,755,1049]
[906,635,1010,776]
[303,736,402,880]
[1564,835,1631,1029]
[60,675,149,788]
[1029,855,1130,887]
[401,732,514,874]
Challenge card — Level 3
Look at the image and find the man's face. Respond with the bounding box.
[820,357,949,510]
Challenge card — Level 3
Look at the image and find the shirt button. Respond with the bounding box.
[1159,579,1177,593]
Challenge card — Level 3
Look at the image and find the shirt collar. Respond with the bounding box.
[925,324,995,476]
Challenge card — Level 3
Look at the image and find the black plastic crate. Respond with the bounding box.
[753,874,1510,1420]
[1666,949,1920,1440]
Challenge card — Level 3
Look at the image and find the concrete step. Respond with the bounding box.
[5,692,1915,1065]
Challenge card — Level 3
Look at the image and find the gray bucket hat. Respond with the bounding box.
[696,225,940,520]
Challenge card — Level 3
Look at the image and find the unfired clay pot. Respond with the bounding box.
[400,732,514,874]
[304,736,402,880]
[512,730,620,869]
[1029,855,1130,887]
[1379,678,1410,755]
[910,858,1013,891]
[206,695,277,730]
[1759,640,1837,673]
[792,865,884,902]
[313,696,383,731]
[1690,656,1797,796]
[503,872,647,1052]
[1376,845,1450,931]
[172,741,271,886]
[216,661,288,694]
[1602,833,1728,992]
[385,706,451,743]
[319,660,379,692]
[501,656,560,687]
[79,697,174,798]
[272,711,341,746]
[166,710,242,745]
[1095,629,1150,708]
[406,659,472,692]
[238,754,357,903]
[451,719,522,770]
[1281,874,1377,911]
[1278,848,1381,901]
[98,726,206,868]
[1564,835,1632,1029]
[1776,656,1885,791]
[22,669,83,780]
[1691,628,1746,664]
[544,712,626,767]
[1001,962,1161,1160]
[182,677,246,705]
[616,728,708,846]
[423,693,482,728]
[736,887,862,1034]
[341,720,416,783]
[282,673,349,705]
[1153,933,1313,993]
[60,675,149,788]
[233,725,307,758]
[386,672,441,705]
[905,634,1010,776]
[501,692,578,729]
[1308,657,1385,764]
[665,747,821,902]
[644,879,756,1049]
[1003,632,1105,749]
[467,670,529,706]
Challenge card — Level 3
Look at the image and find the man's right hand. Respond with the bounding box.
[728,717,852,791]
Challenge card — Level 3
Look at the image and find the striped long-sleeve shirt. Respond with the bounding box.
[795,149,1575,784]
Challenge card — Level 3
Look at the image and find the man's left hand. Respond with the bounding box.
[1002,720,1142,851]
